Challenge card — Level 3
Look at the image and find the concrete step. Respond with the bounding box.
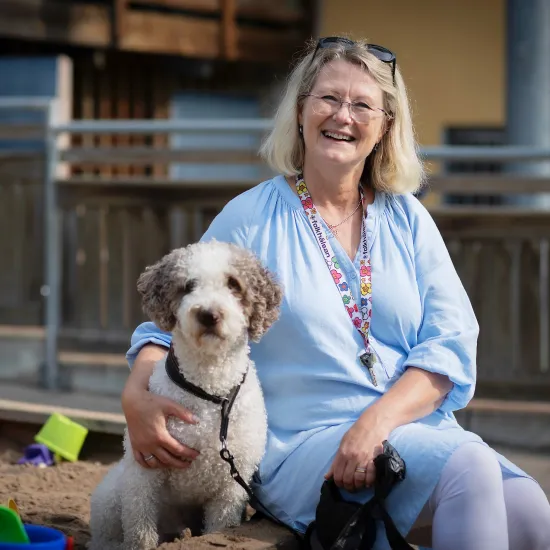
[0,381,125,435]
[57,351,129,396]
[0,325,129,396]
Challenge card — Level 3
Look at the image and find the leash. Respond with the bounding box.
[165,346,300,536]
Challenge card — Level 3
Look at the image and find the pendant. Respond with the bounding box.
[360,352,378,386]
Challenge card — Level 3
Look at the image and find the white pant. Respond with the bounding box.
[408,442,550,550]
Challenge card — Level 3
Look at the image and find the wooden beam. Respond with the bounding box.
[0,0,110,47]
[130,0,305,23]
[0,1,304,62]
[122,11,220,57]
[221,0,237,61]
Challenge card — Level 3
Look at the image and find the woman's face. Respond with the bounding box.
[299,59,387,172]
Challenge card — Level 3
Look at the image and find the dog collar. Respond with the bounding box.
[165,344,247,405]
[165,344,248,440]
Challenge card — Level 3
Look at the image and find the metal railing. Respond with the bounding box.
[3,96,550,392]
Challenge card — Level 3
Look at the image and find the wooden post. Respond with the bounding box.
[221,0,237,61]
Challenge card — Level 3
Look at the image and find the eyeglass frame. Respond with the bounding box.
[309,36,397,85]
[302,93,393,123]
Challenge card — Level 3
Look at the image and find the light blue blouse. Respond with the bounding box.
[127,175,528,549]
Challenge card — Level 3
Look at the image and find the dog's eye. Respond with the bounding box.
[180,280,196,296]
[227,276,242,293]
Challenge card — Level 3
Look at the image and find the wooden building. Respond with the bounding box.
[0,0,315,392]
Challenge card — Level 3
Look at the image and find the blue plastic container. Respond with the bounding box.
[0,525,66,549]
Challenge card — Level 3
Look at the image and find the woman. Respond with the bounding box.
[123,37,550,549]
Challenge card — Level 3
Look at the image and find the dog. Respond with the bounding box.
[89,240,282,550]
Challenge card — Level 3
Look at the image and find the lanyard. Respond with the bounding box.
[295,174,378,386]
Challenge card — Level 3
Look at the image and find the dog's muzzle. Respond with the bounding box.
[195,307,223,336]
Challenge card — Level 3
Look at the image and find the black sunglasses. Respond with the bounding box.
[311,36,396,85]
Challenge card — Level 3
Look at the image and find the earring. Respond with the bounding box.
[373,142,379,152]
[299,125,303,135]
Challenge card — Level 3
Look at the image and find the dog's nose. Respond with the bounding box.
[196,308,221,328]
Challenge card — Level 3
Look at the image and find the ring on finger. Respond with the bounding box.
[355,466,368,474]
[143,454,156,462]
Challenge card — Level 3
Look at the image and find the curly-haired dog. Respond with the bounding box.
[89,241,282,550]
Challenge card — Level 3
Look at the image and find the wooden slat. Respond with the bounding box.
[58,351,127,368]
[57,176,262,188]
[0,325,45,338]
[99,66,114,178]
[115,0,128,46]
[152,67,171,178]
[467,397,550,415]
[80,58,96,176]
[116,59,132,177]
[130,62,147,177]
[121,210,133,328]
[98,207,109,329]
[428,175,550,195]
[60,147,261,164]
[0,125,45,140]
[0,0,110,47]
[0,155,43,179]
[122,11,221,58]
[222,0,237,61]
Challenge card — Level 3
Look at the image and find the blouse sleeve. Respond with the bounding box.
[401,196,479,413]
[126,184,261,367]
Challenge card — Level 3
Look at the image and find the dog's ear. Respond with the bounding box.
[233,248,283,342]
[137,248,189,332]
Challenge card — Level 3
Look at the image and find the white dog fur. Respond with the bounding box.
[89,240,282,550]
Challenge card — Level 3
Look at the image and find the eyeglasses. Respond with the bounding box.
[304,93,392,123]
[311,36,397,85]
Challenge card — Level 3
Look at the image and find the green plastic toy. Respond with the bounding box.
[0,505,29,544]
[35,413,89,462]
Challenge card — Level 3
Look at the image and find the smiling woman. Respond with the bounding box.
[122,36,550,550]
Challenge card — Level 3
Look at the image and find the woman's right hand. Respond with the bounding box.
[122,344,200,469]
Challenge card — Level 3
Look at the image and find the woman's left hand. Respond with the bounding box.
[325,413,391,492]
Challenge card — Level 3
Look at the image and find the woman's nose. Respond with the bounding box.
[333,102,353,123]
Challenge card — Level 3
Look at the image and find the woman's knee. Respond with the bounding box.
[432,443,503,507]
[504,477,550,550]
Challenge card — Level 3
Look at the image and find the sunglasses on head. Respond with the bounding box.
[311,36,396,85]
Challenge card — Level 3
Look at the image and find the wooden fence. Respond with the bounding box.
[2,118,550,396]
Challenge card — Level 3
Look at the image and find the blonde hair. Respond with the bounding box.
[260,39,425,194]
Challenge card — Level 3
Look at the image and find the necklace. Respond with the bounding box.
[324,198,363,236]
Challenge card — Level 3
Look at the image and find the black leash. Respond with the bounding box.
[165,346,299,536]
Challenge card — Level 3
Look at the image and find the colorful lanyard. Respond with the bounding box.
[295,174,378,386]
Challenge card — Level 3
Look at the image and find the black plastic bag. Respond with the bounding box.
[304,441,414,550]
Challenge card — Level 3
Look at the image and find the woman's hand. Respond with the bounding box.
[325,412,391,492]
[122,344,200,469]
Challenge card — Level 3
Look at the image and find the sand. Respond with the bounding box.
[0,428,294,550]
